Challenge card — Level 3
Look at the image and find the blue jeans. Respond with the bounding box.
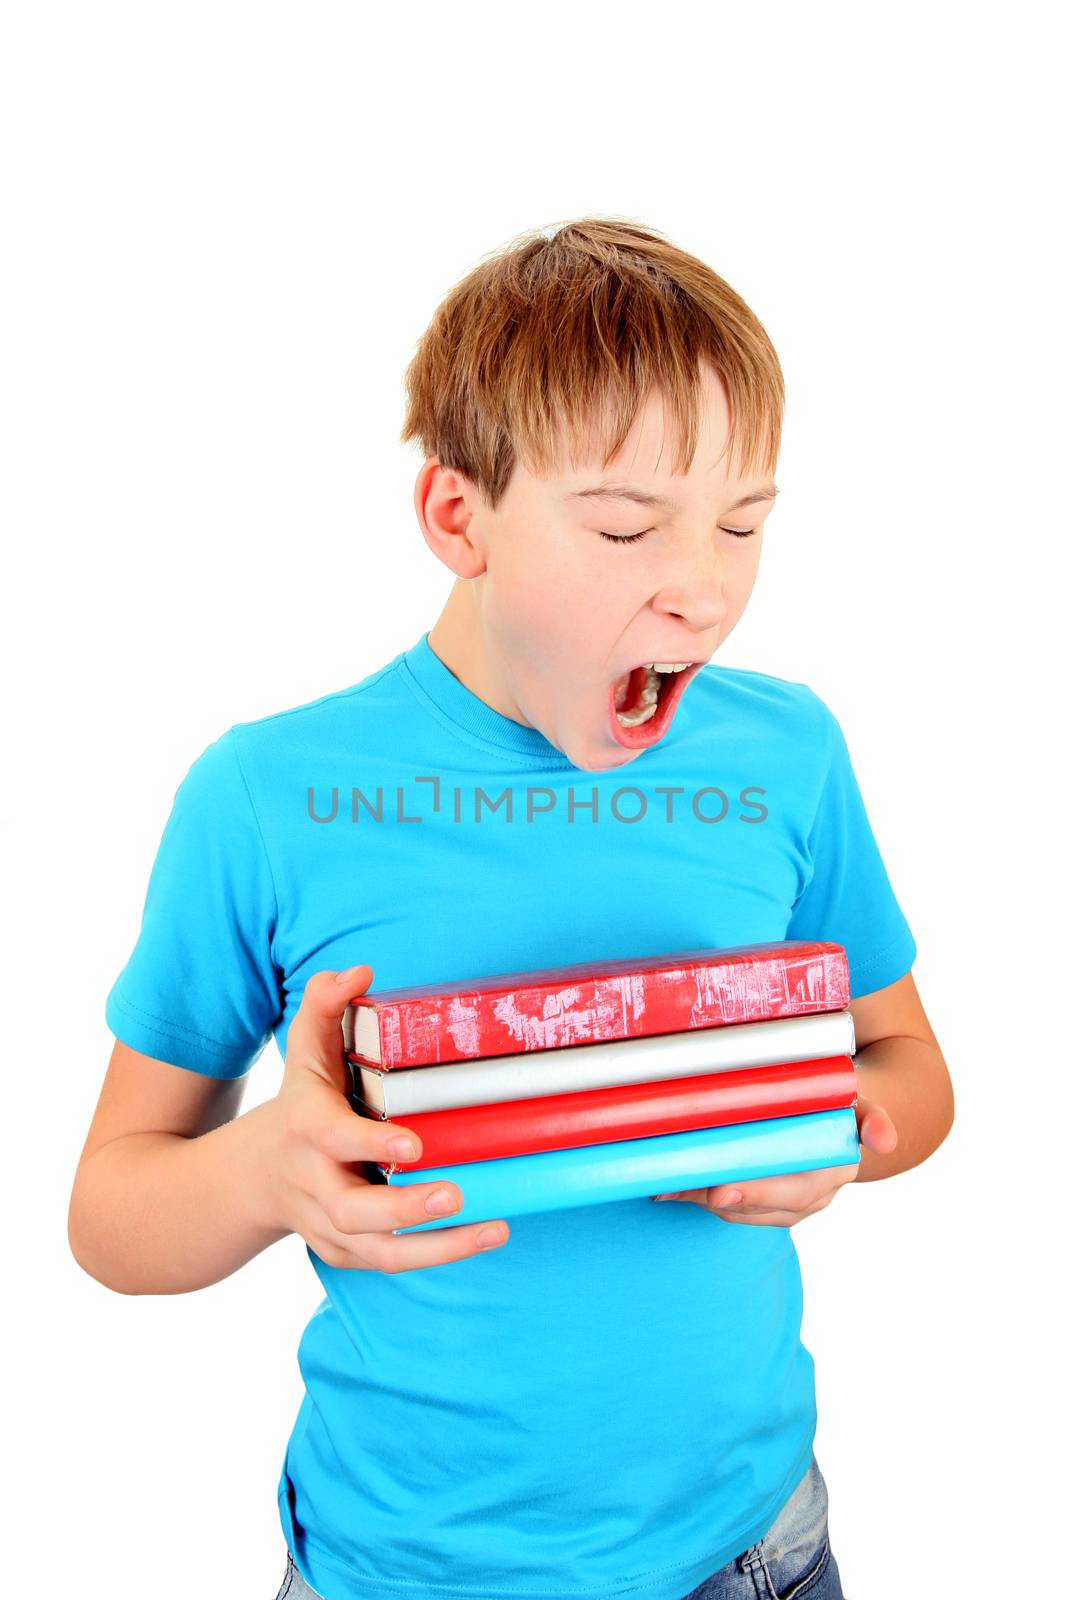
[677,1455,844,1599]
[273,1551,326,1599]
[273,1454,843,1600]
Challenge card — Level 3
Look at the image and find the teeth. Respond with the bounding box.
[617,703,657,727]
[618,666,661,727]
[616,662,695,729]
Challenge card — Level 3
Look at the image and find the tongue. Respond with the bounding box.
[614,665,647,712]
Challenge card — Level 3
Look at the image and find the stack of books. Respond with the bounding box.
[341,940,860,1235]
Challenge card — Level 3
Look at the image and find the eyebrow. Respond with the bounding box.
[563,482,779,513]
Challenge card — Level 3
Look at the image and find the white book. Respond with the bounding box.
[351,1008,856,1118]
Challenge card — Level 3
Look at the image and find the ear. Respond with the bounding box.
[413,459,487,579]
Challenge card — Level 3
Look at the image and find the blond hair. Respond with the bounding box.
[399,215,785,510]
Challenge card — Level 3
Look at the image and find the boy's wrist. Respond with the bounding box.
[233,1099,295,1247]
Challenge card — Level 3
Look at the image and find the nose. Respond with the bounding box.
[649,541,730,632]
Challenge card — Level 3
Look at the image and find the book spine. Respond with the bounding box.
[361,1009,856,1118]
[352,944,849,1069]
[380,1056,857,1171]
[389,1107,860,1233]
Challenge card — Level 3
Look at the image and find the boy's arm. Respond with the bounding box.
[70,976,509,1294]
[849,968,955,1182]
[68,1040,291,1295]
[651,969,953,1222]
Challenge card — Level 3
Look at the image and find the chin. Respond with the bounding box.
[559,735,643,774]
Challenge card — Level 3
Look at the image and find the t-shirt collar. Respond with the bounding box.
[401,632,569,762]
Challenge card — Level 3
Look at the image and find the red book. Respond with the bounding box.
[366,1055,858,1172]
[343,939,849,1069]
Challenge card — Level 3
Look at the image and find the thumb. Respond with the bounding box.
[855,1094,898,1155]
[286,964,375,1087]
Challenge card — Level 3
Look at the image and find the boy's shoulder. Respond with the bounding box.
[691,657,837,738]
[234,650,409,737]
[227,648,414,761]
[176,648,412,800]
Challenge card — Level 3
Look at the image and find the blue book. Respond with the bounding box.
[388,1107,859,1233]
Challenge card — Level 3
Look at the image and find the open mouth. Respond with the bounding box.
[607,660,702,749]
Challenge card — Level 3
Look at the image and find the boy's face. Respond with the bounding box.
[416,362,778,773]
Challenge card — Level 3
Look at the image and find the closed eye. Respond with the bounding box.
[598,527,758,545]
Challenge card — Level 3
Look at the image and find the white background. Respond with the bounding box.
[3,3,1063,1596]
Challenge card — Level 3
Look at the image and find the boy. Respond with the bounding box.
[69,217,954,1600]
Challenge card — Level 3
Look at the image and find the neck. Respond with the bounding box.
[427,579,523,725]
[427,577,479,683]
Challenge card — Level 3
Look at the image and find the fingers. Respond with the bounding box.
[704,1187,839,1227]
[856,1097,898,1154]
[308,1163,509,1271]
[285,965,375,1090]
[653,1167,852,1226]
[337,1174,468,1235]
[272,1070,509,1269]
[301,965,375,1032]
[300,1120,508,1267]
[705,1165,854,1215]
[274,976,515,1273]
[316,1106,424,1171]
[319,1214,509,1273]
[717,1206,825,1227]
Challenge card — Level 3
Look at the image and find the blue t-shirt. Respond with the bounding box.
[106,632,916,1600]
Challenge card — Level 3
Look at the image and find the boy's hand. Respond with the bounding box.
[650,1093,898,1226]
[255,964,509,1270]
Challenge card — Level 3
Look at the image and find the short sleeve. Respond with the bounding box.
[786,701,917,999]
[105,728,283,1076]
